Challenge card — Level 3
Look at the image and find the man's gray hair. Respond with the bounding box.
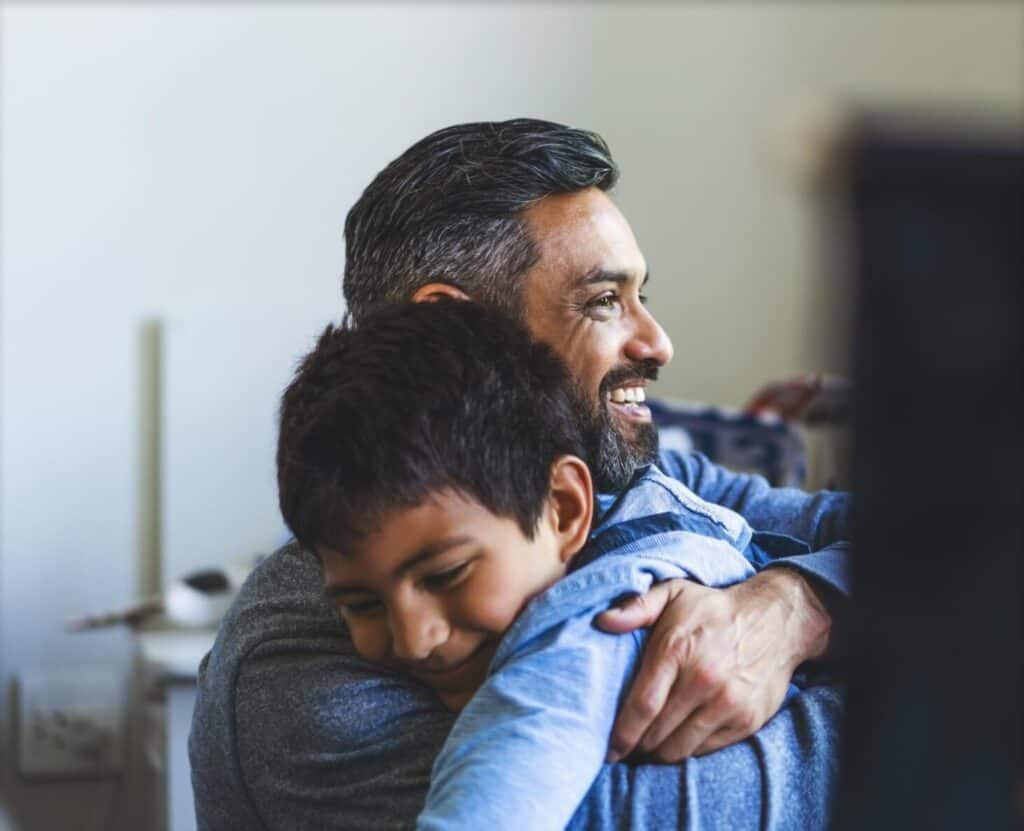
[342,118,618,324]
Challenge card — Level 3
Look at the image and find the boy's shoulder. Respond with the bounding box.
[492,466,759,670]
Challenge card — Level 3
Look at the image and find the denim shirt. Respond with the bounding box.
[655,450,849,597]
[418,466,815,831]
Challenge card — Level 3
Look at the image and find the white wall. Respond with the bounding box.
[2,3,1020,829]
[591,3,1023,405]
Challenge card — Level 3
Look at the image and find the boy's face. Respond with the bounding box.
[319,491,570,711]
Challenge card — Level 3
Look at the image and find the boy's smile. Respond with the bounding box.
[406,637,498,705]
[319,489,576,711]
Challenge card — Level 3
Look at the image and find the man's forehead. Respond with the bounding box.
[525,189,632,244]
[522,189,647,290]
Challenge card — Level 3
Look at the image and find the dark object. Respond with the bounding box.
[183,569,231,594]
[837,115,1022,830]
[65,596,164,632]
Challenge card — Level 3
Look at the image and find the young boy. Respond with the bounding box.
[277,299,808,831]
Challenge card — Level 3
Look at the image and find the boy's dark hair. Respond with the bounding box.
[343,119,618,324]
[277,299,590,555]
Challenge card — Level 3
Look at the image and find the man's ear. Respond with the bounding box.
[547,455,594,564]
[411,283,470,303]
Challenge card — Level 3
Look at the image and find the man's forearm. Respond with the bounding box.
[660,450,852,566]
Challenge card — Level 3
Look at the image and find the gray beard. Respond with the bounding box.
[588,408,659,494]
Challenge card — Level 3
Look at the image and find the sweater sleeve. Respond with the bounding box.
[567,685,843,831]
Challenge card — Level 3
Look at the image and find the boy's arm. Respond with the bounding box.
[418,612,643,831]
[420,587,843,831]
[420,525,764,831]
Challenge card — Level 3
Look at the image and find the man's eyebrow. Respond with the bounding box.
[324,534,475,597]
[576,268,650,289]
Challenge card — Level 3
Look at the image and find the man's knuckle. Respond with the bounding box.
[720,678,750,707]
[633,693,661,720]
[717,686,739,712]
[661,633,693,665]
[692,665,719,691]
[691,715,713,735]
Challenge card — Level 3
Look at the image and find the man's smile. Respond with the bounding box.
[607,384,651,422]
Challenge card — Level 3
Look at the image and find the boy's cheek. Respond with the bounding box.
[347,620,391,663]
[462,564,562,631]
[457,586,528,635]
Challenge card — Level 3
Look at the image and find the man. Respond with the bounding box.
[190,119,849,829]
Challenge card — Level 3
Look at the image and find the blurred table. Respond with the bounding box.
[137,625,217,831]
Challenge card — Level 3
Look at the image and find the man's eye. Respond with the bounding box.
[585,293,620,317]
[422,562,471,591]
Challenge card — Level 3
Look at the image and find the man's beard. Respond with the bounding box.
[578,362,661,494]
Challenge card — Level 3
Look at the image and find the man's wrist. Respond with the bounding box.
[750,568,833,665]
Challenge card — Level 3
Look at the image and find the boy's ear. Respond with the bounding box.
[411,283,470,303]
[547,455,594,564]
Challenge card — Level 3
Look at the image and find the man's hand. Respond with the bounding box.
[597,569,831,762]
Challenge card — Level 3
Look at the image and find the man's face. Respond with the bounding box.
[521,188,674,492]
[320,491,568,712]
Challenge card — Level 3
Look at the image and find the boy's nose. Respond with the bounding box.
[389,600,449,663]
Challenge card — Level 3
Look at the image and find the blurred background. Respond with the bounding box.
[1,2,1021,829]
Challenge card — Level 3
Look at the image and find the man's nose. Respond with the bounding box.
[389,597,449,663]
[624,305,674,367]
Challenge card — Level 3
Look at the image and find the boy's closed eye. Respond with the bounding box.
[330,558,476,617]
[334,594,383,617]
[421,560,474,590]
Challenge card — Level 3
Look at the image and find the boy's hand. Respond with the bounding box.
[597,569,831,762]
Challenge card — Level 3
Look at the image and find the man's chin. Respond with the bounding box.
[591,419,659,494]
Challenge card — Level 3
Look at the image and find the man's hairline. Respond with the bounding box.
[349,183,623,324]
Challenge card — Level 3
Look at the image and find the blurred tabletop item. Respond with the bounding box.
[744,373,852,425]
[67,560,261,634]
[137,624,218,682]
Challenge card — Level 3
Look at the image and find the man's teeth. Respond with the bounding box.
[609,387,646,404]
